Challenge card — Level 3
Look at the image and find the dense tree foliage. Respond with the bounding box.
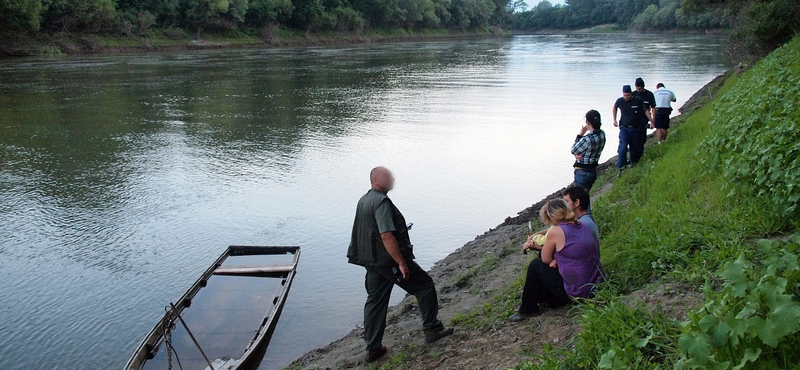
[685,0,800,58]
[0,0,512,35]
[511,0,728,31]
[511,0,798,59]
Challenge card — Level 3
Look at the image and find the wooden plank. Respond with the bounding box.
[213,265,295,276]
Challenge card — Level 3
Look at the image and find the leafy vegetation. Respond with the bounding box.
[0,0,513,36]
[675,236,800,369]
[511,0,728,32]
[532,288,682,370]
[506,35,800,369]
[511,0,799,60]
[702,37,800,217]
[684,0,800,59]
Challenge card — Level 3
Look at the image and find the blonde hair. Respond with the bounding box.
[539,198,577,226]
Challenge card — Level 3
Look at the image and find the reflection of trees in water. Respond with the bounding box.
[0,40,513,270]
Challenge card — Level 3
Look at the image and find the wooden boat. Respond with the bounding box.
[125,245,301,370]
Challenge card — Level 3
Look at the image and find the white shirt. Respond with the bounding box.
[654,87,676,108]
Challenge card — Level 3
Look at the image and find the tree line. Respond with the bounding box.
[0,0,514,36]
[511,0,799,59]
[511,0,727,32]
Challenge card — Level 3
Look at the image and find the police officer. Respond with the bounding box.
[347,167,454,363]
[612,85,652,176]
[632,77,656,161]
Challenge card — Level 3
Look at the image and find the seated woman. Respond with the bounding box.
[510,198,604,322]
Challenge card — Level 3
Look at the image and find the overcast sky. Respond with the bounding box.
[526,0,567,6]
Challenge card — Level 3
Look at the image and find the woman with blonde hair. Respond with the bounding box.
[509,198,604,322]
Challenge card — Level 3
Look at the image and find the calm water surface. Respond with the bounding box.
[0,34,730,369]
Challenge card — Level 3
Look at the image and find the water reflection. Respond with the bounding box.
[0,35,729,370]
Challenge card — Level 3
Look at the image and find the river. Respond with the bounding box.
[0,34,730,369]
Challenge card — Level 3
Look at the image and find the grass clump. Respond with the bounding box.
[523,288,681,369]
[450,275,526,330]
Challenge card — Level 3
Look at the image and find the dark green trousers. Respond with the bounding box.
[363,260,443,351]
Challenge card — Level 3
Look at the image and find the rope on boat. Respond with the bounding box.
[169,302,216,370]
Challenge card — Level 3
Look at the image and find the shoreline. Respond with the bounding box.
[0,29,509,57]
[0,27,726,57]
[285,71,732,369]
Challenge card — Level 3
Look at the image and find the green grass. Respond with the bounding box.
[450,274,527,330]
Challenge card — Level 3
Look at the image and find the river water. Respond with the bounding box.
[0,34,730,369]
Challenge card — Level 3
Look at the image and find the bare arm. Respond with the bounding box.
[540,226,563,265]
[381,232,409,280]
[612,104,618,127]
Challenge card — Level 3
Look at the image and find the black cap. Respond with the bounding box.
[635,77,645,87]
[656,83,665,88]
[622,85,632,93]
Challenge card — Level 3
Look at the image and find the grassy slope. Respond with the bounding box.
[512,36,800,369]
[431,35,800,370]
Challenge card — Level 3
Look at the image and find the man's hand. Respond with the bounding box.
[575,154,584,161]
[613,119,619,127]
[579,124,590,135]
[398,262,410,281]
[549,260,558,268]
[381,232,411,281]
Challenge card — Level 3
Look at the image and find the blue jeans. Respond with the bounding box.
[574,168,598,191]
[618,126,640,168]
[635,125,648,163]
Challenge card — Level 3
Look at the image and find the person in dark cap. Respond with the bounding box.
[348,167,454,363]
[612,85,651,176]
[632,77,656,162]
[571,109,606,191]
[653,83,677,143]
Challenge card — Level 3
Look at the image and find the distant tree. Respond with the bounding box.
[41,0,117,33]
[450,0,496,29]
[182,0,232,33]
[508,0,528,12]
[246,0,293,25]
[0,0,43,31]
[681,0,800,59]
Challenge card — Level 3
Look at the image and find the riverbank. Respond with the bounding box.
[0,27,507,57]
[286,35,800,370]
[286,71,727,370]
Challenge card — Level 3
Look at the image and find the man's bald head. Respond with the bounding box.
[370,166,394,193]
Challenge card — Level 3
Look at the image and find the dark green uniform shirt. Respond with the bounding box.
[347,189,415,266]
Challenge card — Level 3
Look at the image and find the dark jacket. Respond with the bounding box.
[347,189,415,266]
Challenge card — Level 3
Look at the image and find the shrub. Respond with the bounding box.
[701,36,800,220]
[675,235,800,369]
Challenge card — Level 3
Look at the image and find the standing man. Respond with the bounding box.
[347,167,454,363]
[612,85,651,177]
[632,77,656,161]
[653,83,677,144]
[571,109,606,191]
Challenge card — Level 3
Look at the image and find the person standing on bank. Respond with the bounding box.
[632,77,656,160]
[347,167,454,363]
[612,85,652,177]
[509,198,604,322]
[653,83,677,144]
[571,110,606,191]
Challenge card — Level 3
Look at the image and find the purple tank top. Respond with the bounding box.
[555,222,605,298]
